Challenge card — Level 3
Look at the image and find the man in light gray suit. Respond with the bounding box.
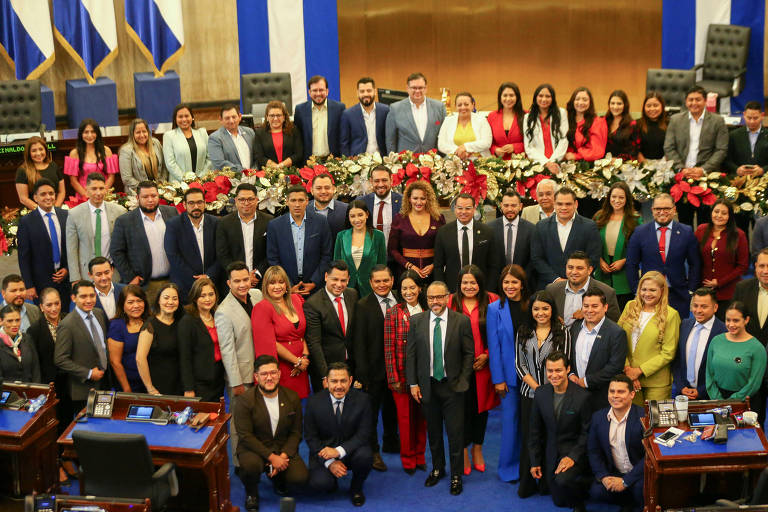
[385,72,446,154]
[207,104,256,172]
[215,261,262,469]
[66,172,126,283]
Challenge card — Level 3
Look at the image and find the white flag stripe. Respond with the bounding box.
[267,0,307,110]
[154,0,184,44]
[695,0,731,114]
[81,0,118,50]
[10,0,54,57]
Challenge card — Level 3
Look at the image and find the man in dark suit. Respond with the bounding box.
[164,187,220,299]
[733,248,768,347]
[587,374,645,512]
[17,178,70,308]
[304,260,358,392]
[529,351,591,511]
[0,274,43,335]
[340,77,389,156]
[207,104,255,173]
[76,257,125,319]
[54,280,110,417]
[309,173,348,242]
[568,288,628,412]
[406,281,474,495]
[234,355,308,512]
[672,288,727,400]
[293,75,345,164]
[531,187,601,290]
[357,165,403,252]
[490,189,534,283]
[752,216,768,262]
[433,193,501,293]
[626,193,701,318]
[353,265,400,470]
[304,362,373,507]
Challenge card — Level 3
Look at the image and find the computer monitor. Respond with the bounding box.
[377,88,409,106]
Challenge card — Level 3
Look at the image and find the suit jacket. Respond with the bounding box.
[293,99,346,163]
[333,228,387,297]
[18,207,68,293]
[724,126,768,174]
[215,289,262,388]
[433,220,501,293]
[487,299,517,387]
[663,111,728,171]
[162,127,211,182]
[405,309,474,403]
[110,206,179,284]
[54,307,110,401]
[0,333,41,383]
[359,192,403,224]
[752,216,768,262]
[215,210,272,277]
[733,278,768,346]
[207,126,256,172]
[385,97,446,153]
[178,313,220,393]
[66,201,127,282]
[252,127,303,168]
[521,204,551,225]
[304,287,359,380]
[489,216,535,281]
[545,278,621,323]
[530,214,601,290]
[569,317,628,411]
[233,385,302,459]
[26,313,57,383]
[621,303,680,389]
[309,199,348,243]
[266,212,332,288]
[340,102,389,156]
[304,388,372,463]
[118,139,167,193]
[353,290,400,389]
[164,213,220,299]
[587,405,645,487]
[672,315,727,398]
[67,282,125,318]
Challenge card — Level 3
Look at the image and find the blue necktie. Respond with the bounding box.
[687,323,704,386]
[46,212,60,266]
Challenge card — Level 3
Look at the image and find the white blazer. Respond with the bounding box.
[437,112,492,157]
[523,107,569,164]
[162,127,211,182]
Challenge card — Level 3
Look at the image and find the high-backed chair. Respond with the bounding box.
[241,72,292,118]
[0,79,43,134]
[694,23,751,100]
[646,69,696,109]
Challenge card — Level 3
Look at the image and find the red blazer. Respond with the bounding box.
[567,116,607,161]
[384,302,415,387]
[487,110,525,159]
[694,224,749,301]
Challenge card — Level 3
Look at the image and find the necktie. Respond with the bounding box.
[461,226,470,267]
[506,223,514,264]
[376,201,385,232]
[687,323,705,386]
[658,226,668,263]
[87,313,107,368]
[334,400,342,426]
[94,208,102,257]
[46,212,60,266]
[335,296,346,335]
[382,297,391,316]
[433,317,444,380]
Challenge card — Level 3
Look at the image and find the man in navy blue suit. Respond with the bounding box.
[293,75,345,164]
[626,193,701,318]
[266,185,332,296]
[357,165,402,250]
[164,187,220,300]
[672,287,727,400]
[308,173,348,243]
[340,77,389,156]
[587,374,645,512]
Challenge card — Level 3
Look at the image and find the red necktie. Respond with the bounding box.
[658,226,668,263]
[335,296,346,335]
[376,201,385,232]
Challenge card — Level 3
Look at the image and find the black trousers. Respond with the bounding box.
[422,378,464,477]
[367,380,399,451]
[463,377,488,446]
[545,457,588,508]
[308,445,372,493]
[589,477,643,512]
[238,449,308,496]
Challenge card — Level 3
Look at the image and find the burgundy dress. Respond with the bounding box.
[388,213,446,278]
[251,294,310,398]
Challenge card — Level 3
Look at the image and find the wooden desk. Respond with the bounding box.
[58,394,237,512]
[643,400,768,510]
[0,382,59,496]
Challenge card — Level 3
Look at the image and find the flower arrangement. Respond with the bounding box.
[0,206,22,256]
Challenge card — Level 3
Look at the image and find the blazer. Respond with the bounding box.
[252,127,303,168]
[620,303,680,390]
[207,126,255,172]
[304,287,359,380]
[694,224,749,301]
[353,290,400,389]
[215,290,262,388]
[437,112,493,157]
[118,139,167,193]
[359,191,403,222]
[162,127,211,181]
[0,333,41,383]
[724,126,768,174]
[489,216,535,281]
[732,278,768,346]
[333,228,387,297]
[752,216,768,262]
[567,117,608,161]
[523,108,569,164]
[164,213,221,299]
[663,111,728,171]
[65,200,127,282]
[520,204,551,225]
[531,214,601,290]
[593,216,642,295]
[215,210,273,277]
[405,309,474,403]
[233,386,302,459]
[178,313,220,393]
[304,388,372,462]
[309,199,348,243]
[587,405,646,487]
[486,109,525,158]
[68,282,125,317]
[672,315,727,398]
[293,98,346,163]
[487,299,517,387]
[266,212,332,288]
[110,206,179,284]
[17,207,69,293]
[53,307,110,401]
[568,317,628,411]
[433,220,501,293]
[545,278,621,323]
[340,102,389,156]
[385,97,446,153]
[26,314,57,383]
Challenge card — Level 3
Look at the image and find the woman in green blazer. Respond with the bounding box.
[618,270,680,405]
[593,182,642,310]
[333,200,387,297]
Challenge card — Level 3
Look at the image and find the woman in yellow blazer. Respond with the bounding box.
[618,270,680,404]
[333,200,387,297]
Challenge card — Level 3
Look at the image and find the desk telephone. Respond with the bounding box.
[86,390,115,418]
[649,399,678,428]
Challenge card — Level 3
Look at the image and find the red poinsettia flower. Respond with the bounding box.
[515,174,546,201]
[299,165,333,192]
[189,181,203,190]
[64,195,86,208]
[456,161,487,203]
[670,172,717,207]
[174,202,187,214]
[214,175,232,195]
[0,227,7,255]
[393,163,432,187]
[202,181,219,202]
[242,169,266,178]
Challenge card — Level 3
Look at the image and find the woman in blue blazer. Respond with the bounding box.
[333,200,386,297]
[162,104,211,182]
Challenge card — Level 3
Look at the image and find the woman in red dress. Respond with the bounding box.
[564,87,607,162]
[449,264,500,475]
[251,265,310,398]
[486,82,525,160]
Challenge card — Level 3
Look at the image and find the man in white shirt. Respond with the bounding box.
[385,72,446,153]
[357,165,403,251]
[208,104,255,173]
[85,257,123,320]
[293,75,346,165]
[340,77,390,157]
[521,179,557,225]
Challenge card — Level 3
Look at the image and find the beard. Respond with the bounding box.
[258,382,278,395]
[360,95,374,107]
[139,204,158,214]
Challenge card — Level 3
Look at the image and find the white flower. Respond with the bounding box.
[183,172,196,182]
[741,202,754,212]
[8,226,17,235]
[179,182,189,191]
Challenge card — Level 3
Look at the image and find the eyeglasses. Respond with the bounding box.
[652,207,673,212]
[426,294,449,301]
[236,197,257,203]
[257,370,279,377]
[185,200,205,207]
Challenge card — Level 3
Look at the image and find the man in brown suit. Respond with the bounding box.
[234,355,308,512]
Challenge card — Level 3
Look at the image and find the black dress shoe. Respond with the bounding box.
[450,475,463,495]
[245,495,259,512]
[403,467,416,475]
[351,491,366,506]
[372,452,388,472]
[415,463,427,471]
[424,468,445,487]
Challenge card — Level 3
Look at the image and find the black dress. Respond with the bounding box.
[639,120,666,159]
[145,317,182,395]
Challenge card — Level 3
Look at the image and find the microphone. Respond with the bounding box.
[279,497,296,512]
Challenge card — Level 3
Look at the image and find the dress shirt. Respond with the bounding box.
[607,408,634,474]
[227,128,252,169]
[376,292,397,317]
[326,288,348,332]
[75,306,106,379]
[758,283,768,328]
[96,283,117,320]
[575,316,605,387]
[37,206,62,269]
[556,214,575,253]
[263,394,280,435]
[239,213,256,272]
[140,210,170,278]
[0,300,32,333]
[362,105,378,154]
[428,309,449,378]
[456,219,474,264]
[406,303,423,316]
[314,199,336,217]
[539,207,554,221]
[375,192,393,242]
[685,111,705,168]
[503,216,519,264]
[311,100,330,157]
[410,98,428,142]
[654,221,673,260]
[190,216,205,266]
[563,277,590,327]
[325,394,348,467]
[684,315,715,388]
[290,214,307,278]
[88,201,111,259]
[749,129,760,154]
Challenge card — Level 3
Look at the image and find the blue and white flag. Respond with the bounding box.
[125,0,184,77]
[0,0,55,80]
[662,0,764,114]
[53,0,118,84]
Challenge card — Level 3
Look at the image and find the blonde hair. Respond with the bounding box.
[22,136,52,188]
[400,180,441,220]
[122,118,158,180]
[261,266,296,316]
[618,270,669,343]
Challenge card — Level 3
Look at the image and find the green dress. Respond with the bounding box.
[593,215,642,295]
[705,334,767,400]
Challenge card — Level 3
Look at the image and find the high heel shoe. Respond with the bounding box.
[463,465,472,476]
[473,463,486,472]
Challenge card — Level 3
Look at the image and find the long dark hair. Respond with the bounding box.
[171,103,196,129]
[345,199,374,238]
[496,82,525,135]
[700,198,739,254]
[450,265,491,334]
[76,118,107,176]
[604,90,633,143]
[497,264,529,312]
[593,182,639,239]
[566,87,596,147]
[637,91,668,134]
[518,291,566,352]
[398,269,427,310]
[525,84,563,147]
